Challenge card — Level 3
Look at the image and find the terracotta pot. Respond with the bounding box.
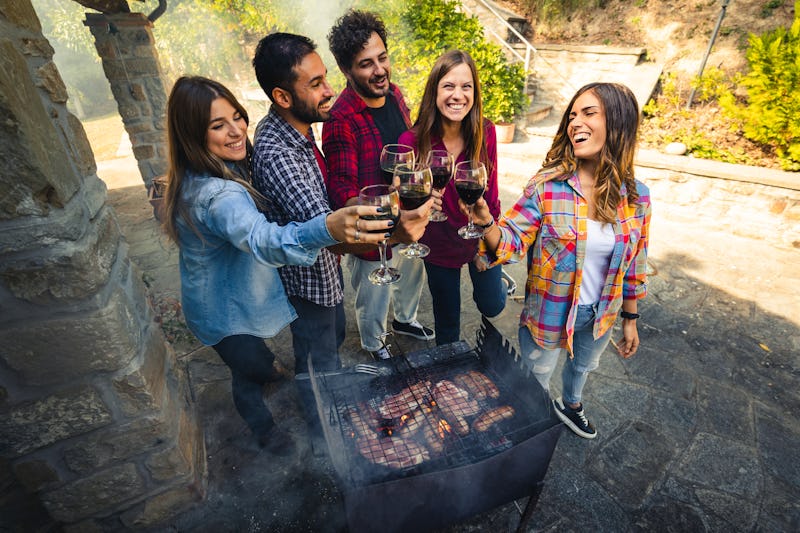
[495,122,515,144]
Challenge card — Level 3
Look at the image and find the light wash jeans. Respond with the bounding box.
[518,303,613,406]
[347,250,426,351]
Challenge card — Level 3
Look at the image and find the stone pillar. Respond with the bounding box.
[84,12,168,190]
[0,2,206,529]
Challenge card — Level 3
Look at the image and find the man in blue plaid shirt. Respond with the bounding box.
[251,33,347,449]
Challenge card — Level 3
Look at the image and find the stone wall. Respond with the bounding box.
[84,12,169,190]
[0,1,205,529]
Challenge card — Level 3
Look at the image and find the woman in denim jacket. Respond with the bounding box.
[472,82,651,440]
[162,76,391,453]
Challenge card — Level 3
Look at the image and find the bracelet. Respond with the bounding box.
[478,218,495,229]
[620,310,640,320]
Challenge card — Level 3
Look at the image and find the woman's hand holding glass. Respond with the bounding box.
[325,204,394,245]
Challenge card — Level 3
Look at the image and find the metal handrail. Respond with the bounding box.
[459,0,536,75]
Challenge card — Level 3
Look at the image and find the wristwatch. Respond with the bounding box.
[478,218,495,229]
[620,310,640,320]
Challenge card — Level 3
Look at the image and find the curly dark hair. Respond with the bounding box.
[327,9,388,71]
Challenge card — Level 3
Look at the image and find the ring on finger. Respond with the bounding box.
[355,219,360,231]
[355,229,361,242]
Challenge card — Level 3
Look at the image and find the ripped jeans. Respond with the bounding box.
[518,303,613,406]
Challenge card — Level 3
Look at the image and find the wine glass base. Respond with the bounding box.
[429,210,448,222]
[368,267,402,285]
[399,243,430,259]
[458,225,485,240]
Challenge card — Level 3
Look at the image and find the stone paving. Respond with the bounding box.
[102,135,800,532]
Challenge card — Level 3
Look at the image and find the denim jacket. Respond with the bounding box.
[176,171,338,345]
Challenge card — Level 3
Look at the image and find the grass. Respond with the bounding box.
[81,113,126,161]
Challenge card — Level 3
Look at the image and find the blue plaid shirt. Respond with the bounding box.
[252,108,342,307]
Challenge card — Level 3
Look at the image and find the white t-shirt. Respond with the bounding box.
[579,219,615,305]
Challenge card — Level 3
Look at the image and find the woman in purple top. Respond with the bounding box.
[398,50,506,345]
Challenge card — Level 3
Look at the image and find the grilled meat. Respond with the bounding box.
[453,370,500,400]
[378,380,432,420]
[472,405,515,432]
[356,435,430,469]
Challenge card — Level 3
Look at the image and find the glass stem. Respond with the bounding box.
[468,205,474,229]
[378,240,389,271]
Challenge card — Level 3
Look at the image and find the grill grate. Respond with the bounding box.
[317,345,552,488]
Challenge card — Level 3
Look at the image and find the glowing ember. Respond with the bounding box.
[438,418,452,439]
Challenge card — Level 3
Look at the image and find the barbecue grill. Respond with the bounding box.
[308,317,563,532]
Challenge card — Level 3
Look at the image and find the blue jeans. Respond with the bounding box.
[425,261,506,345]
[518,303,613,406]
[289,294,345,433]
[212,334,279,437]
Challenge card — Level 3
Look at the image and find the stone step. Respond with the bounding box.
[525,102,552,124]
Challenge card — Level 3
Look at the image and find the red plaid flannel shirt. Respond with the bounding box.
[322,83,411,261]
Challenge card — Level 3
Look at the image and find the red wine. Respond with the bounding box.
[431,169,451,190]
[362,213,400,236]
[455,181,484,205]
[399,185,431,210]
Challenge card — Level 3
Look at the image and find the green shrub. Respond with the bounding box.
[719,8,800,170]
[398,0,529,123]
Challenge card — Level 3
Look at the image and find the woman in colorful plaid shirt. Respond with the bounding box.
[472,82,652,439]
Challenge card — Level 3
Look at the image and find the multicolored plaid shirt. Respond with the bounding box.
[485,168,651,355]
[322,83,411,261]
[251,108,342,307]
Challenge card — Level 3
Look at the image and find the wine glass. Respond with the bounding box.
[454,160,487,239]
[379,144,415,183]
[426,150,454,222]
[395,164,433,259]
[358,184,401,285]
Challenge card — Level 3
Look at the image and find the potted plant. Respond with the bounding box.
[480,58,529,143]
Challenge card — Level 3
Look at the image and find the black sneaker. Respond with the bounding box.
[553,398,597,439]
[391,319,435,341]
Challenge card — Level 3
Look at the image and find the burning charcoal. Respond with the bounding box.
[453,370,500,400]
[395,408,424,438]
[356,435,430,469]
[421,419,445,454]
[439,407,470,436]
[472,405,515,433]
[377,380,431,419]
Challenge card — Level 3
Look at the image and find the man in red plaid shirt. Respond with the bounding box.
[323,9,435,360]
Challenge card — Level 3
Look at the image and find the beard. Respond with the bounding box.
[349,73,391,100]
[290,92,332,124]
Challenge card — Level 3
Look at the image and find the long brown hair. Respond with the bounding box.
[162,76,262,243]
[542,82,640,223]
[411,50,487,169]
